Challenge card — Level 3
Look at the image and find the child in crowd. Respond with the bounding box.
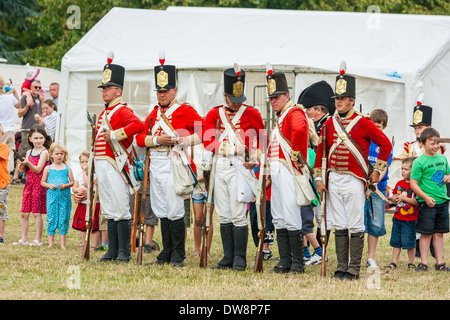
[36,99,58,141]
[13,125,51,247]
[72,151,100,250]
[304,147,323,265]
[191,144,213,258]
[249,162,274,261]
[364,109,393,268]
[410,128,450,271]
[0,124,10,244]
[41,142,74,249]
[387,157,418,270]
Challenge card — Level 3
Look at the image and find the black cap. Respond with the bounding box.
[331,61,355,99]
[154,64,177,91]
[224,65,246,103]
[410,104,432,127]
[266,72,289,98]
[98,52,125,89]
[298,80,335,115]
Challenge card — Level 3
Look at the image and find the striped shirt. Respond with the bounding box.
[43,110,58,141]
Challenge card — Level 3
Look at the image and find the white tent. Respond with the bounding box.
[58,6,450,171]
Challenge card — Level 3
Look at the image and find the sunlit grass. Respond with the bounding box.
[1,184,449,300]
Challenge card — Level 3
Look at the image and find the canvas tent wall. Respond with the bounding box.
[58,6,450,171]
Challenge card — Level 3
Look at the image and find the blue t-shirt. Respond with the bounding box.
[368,141,393,192]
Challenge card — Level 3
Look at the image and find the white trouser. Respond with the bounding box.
[95,159,131,221]
[214,156,248,227]
[149,151,185,221]
[270,161,302,231]
[326,171,365,233]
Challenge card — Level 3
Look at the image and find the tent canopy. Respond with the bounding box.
[63,6,450,80]
[59,7,450,170]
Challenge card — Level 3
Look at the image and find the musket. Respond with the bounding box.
[83,185,98,260]
[254,143,267,273]
[83,112,97,261]
[200,119,220,268]
[320,124,327,277]
[131,190,139,253]
[199,179,208,268]
[137,117,152,265]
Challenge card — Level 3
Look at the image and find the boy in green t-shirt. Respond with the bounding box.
[410,128,450,271]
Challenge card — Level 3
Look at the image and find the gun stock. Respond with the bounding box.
[131,191,139,253]
[83,185,98,260]
[200,119,220,268]
[199,202,208,268]
[254,169,267,273]
[254,141,268,273]
[82,113,97,261]
[137,117,152,265]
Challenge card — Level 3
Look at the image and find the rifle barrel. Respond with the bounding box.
[82,113,97,261]
[137,117,152,265]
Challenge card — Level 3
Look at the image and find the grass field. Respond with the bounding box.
[1,184,450,302]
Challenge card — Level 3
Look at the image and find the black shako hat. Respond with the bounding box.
[224,63,246,103]
[98,51,125,89]
[298,80,336,116]
[154,50,177,91]
[331,61,355,99]
[266,63,289,98]
[411,94,432,127]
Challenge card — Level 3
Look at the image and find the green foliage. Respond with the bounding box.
[6,0,450,70]
[24,0,149,69]
[0,0,41,64]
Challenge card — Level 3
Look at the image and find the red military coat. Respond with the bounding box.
[203,104,266,159]
[135,100,205,169]
[94,97,144,166]
[268,102,309,173]
[313,108,392,182]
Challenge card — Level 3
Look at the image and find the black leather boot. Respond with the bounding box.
[288,229,305,274]
[98,219,118,262]
[169,217,186,267]
[273,228,291,273]
[117,219,131,262]
[332,229,349,279]
[232,225,248,271]
[155,218,171,264]
[213,223,234,269]
[344,232,364,280]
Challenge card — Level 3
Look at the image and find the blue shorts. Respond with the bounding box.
[364,190,387,237]
[191,193,214,204]
[417,201,449,235]
[390,217,417,249]
[300,204,315,234]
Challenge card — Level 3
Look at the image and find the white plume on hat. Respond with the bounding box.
[159,50,166,65]
[233,63,241,76]
[107,51,114,64]
[339,61,347,75]
[417,93,424,106]
[265,62,273,75]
